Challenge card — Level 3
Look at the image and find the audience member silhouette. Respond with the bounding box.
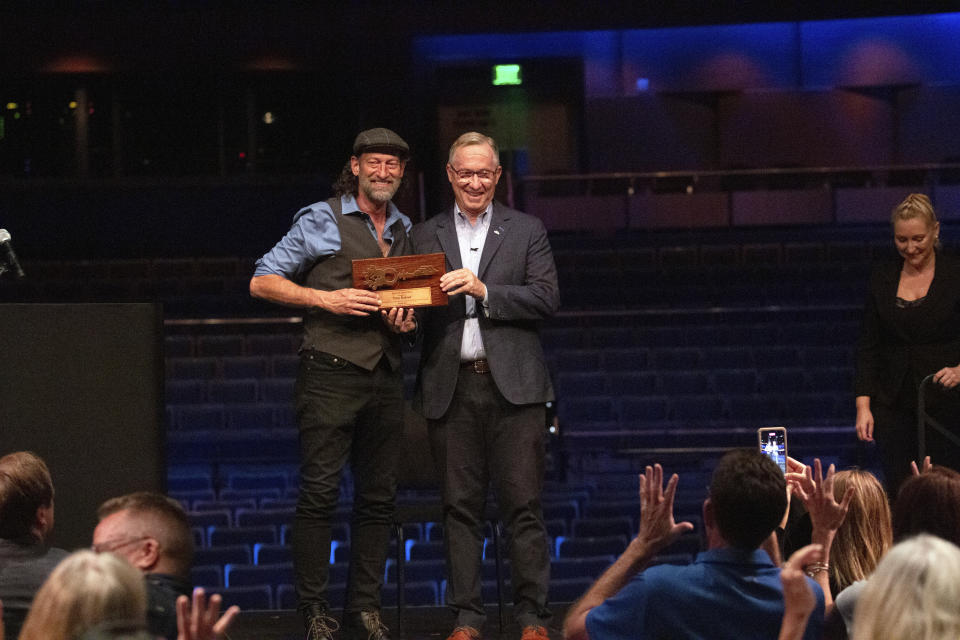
[0,451,68,638]
[852,534,960,640]
[92,492,195,640]
[17,548,238,640]
[18,550,148,640]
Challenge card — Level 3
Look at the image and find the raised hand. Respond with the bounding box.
[789,459,854,534]
[910,456,933,476]
[176,588,240,640]
[636,464,695,553]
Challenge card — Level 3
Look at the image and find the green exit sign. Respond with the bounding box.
[492,64,522,86]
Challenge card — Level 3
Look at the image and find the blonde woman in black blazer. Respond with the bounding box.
[855,193,960,491]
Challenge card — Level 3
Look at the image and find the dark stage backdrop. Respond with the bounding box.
[0,303,164,550]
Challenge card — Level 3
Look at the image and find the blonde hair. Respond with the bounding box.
[829,470,892,591]
[892,193,940,248]
[19,550,147,640]
[853,534,960,640]
[448,131,500,165]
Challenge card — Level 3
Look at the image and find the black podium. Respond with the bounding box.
[0,303,165,550]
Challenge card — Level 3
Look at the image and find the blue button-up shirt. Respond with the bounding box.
[254,194,411,279]
[586,547,824,640]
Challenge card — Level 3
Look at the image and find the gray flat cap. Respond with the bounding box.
[353,127,410,158]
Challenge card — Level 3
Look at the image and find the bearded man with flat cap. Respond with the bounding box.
[251,127,417,640]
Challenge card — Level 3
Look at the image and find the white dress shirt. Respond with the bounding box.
[454,204,491,362]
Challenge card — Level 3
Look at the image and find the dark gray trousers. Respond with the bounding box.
[429,366,551,631]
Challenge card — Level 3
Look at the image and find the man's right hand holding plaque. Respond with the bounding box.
[438,267,487,300]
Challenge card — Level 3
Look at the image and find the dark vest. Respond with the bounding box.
[300,196,411,370]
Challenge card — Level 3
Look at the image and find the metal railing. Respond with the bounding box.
[519,162,960,197]
[917,374,960,460]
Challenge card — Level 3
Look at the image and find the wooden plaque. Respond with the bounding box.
[352,252,449,308]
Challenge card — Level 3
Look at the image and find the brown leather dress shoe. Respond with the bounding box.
[520,625,550,640]
[445,625,482,640]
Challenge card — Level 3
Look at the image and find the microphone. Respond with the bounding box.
[0,229,25,278]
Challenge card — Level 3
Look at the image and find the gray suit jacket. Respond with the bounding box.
[0,539,69,638]
[410,202,560,420]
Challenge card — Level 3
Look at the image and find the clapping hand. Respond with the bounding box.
[778,544,823,640]
[636,464,695,553]
[787,458,854,534]
[785,456,806,476]
[911,456,933,476]
[176,588,240,640]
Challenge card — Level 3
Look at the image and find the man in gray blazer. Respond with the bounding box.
[411,132,560,640]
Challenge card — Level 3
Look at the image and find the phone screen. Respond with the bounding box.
[758,428,787,474]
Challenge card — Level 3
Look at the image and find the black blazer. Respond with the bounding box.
[410,202,560,420]
[854,252,960,408]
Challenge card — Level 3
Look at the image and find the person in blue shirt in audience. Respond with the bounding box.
[563,449,825,640]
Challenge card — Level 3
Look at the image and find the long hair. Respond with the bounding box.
[853,534,960,640]
[333,160,358,197]
[19,550,147,640]
[829,469,892,591]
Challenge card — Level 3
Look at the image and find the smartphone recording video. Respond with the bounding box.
[758,426,787,474]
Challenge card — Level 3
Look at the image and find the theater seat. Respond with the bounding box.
[225,563,294,589]
[215,584,272,610]
[551,555,615,580]
[549,577,593,603]
[381,580,439,607]
[556,535,629,558]
[208,525,277,547]
[194,544,251,567]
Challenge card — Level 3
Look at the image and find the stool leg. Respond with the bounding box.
[493,520,506,634]
[394,523,406,638]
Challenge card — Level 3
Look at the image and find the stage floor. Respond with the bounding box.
[229,604,569,640]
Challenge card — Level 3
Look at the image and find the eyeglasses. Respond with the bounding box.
[449,165,497,183]
[364,158,402,172]
[91,535,152,554]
